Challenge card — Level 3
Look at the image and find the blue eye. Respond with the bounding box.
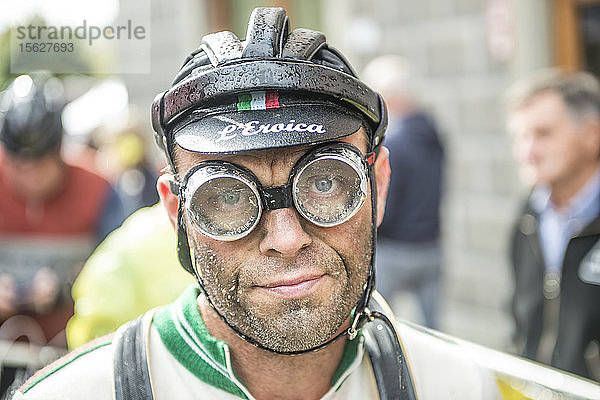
[221,190,241,205]
[314,177,334,193]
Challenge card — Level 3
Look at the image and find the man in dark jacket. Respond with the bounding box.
[507,69,600,379]
[362,56,444,329]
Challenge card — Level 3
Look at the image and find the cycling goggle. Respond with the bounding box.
[178,142,372,241]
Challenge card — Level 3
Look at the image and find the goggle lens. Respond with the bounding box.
[294,157,366,226]
[185,166,263,241]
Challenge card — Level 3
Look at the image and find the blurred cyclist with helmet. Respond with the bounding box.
[13,8,600,400]
[0,72,124,351]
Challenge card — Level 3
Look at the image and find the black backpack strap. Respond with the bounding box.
[363,294,417,400]
[113,311,156,400]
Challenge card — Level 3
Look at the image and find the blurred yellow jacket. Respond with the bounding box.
[66,203,194,349]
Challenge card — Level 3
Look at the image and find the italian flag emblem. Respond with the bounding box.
[237,91,280,111]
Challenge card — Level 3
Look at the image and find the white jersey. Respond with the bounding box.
[13,287,600,399]
[14,286,378,400]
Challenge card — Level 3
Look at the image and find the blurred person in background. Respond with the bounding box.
[66,203,194,349]
[507,69,600,379]
[362,55,445,329]
[0,72,124,353]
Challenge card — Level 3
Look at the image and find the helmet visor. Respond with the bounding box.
[171,91,365,154]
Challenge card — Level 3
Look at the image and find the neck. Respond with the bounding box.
[550,162,599,211]
[198,297,347,400]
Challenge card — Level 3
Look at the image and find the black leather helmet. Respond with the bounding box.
[152,7,386,162]
[0,72,64,158]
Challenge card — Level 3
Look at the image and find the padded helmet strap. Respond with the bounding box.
[201,31,243,66]
[242,7,289,58]
[282,28,326,59]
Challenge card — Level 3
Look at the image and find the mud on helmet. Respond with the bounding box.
[151,7,388,354]
[0,72,65,158]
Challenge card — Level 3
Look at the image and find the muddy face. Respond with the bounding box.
[179,130,374,352]
[195,229,371,352]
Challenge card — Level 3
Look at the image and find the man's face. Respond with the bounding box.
[166,129,388,353]
[0,148,64,201]
[509,91,599,187]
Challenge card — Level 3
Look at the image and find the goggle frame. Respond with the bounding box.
[178,141,371,241]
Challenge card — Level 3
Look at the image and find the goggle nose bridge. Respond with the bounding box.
[261,184,294,210]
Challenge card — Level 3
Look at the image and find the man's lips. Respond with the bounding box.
[255,274,326,298]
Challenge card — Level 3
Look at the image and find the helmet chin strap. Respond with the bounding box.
[174,163,378,355]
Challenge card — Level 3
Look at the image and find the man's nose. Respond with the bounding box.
[259,208,312,258]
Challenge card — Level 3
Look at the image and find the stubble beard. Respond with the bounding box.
[194,238,372,353]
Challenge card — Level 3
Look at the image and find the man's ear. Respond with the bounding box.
[373,146,390,227]
[157,174,179,230]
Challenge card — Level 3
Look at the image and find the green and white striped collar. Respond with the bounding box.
[153,285,365,399]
